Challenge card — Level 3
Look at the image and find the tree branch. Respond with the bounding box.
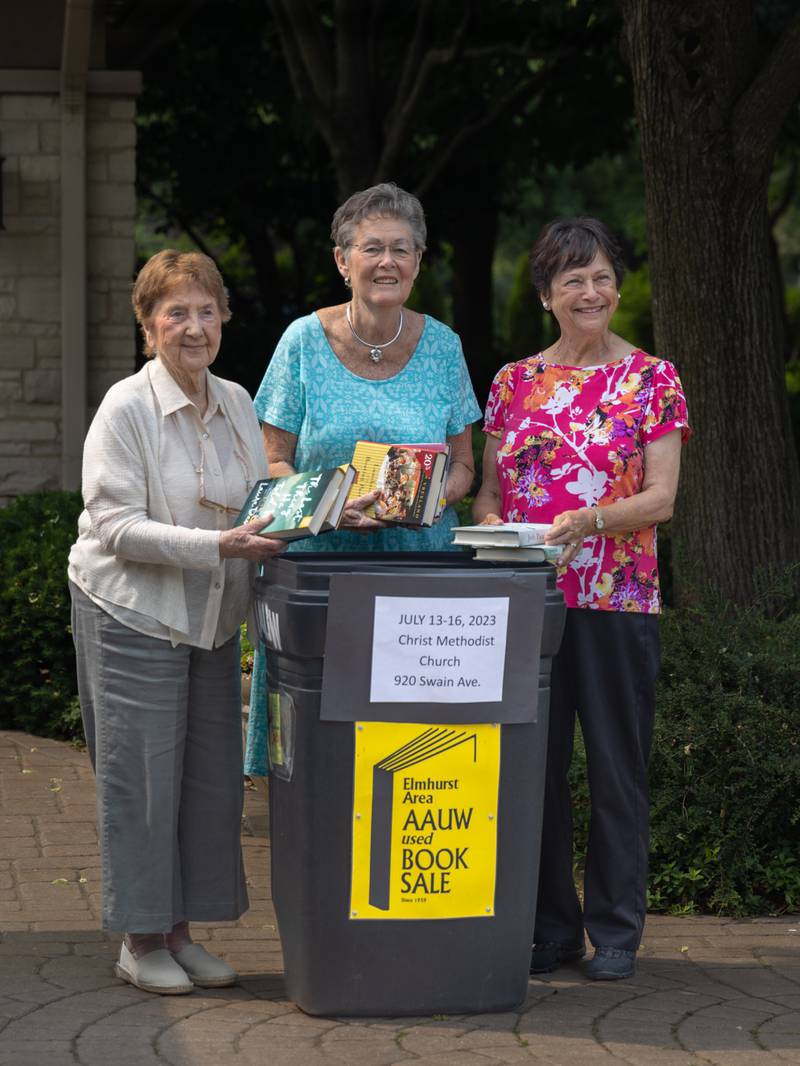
[391,0,436,108]
[273,0,335,105]
[141,187,249,310]
[733,9,800,169]
[413,70,546,200]
[377,3,473,179]
[335,0,370,118]
[268,0,342,155]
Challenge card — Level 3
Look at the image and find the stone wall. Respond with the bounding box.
[0,89,138,505]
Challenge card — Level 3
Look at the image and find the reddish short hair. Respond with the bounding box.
[132,250,232,356]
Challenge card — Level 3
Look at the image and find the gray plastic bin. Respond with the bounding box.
[253,551,565,1016]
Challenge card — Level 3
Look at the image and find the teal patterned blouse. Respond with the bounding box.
[244,312,482,774]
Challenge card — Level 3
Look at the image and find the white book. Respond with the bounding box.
[452,522,551,548]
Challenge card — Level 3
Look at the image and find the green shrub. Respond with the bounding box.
[650,600,800,914]
[0,492,84,740]
[569,598,800,915]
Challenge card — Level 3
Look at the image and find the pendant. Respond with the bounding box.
[369,348,383,363]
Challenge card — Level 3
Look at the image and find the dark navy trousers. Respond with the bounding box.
[533,608,661,952]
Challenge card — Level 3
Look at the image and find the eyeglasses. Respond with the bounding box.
[199,495,239,516]
[353,243,415,261]
[198,453,240,515]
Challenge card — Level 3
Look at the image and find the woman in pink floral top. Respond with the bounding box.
[475,217,690,981]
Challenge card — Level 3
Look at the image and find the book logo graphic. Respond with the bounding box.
[350,722,501,921]
[368,727,477,910]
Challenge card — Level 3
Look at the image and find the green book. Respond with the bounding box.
[235,465,356,541]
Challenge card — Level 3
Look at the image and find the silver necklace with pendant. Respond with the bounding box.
[345,303,404,363]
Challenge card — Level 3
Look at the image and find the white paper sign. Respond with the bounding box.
[370,596,509,703]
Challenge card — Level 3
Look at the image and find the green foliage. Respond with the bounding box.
[612,263,654,354]
[786,289,800,450]
[406,260,449,323]
[569,598,800,915]
[650,600,800,914]
[504,252,546,359]
[0,492,84,740]
[241,624,255,675]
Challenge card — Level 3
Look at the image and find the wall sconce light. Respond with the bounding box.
[0,155,5,230]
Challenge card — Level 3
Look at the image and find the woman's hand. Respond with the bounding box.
[338,491,391,533]
[219,517,288,561]
[544,507,595,565]
[479,512,504,526]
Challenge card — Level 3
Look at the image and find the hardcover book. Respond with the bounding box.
[235,465,356,541]
[472,544,564,564]
[452,522,552,548]
[348,441,451,527]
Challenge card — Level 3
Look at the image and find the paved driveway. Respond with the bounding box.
[1,730,797,1065]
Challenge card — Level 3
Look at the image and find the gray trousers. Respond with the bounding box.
[70,582,249,932]
[534,608,660,952]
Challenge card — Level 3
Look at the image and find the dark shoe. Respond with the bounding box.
[530,939,586,974]
[584,945,635,981]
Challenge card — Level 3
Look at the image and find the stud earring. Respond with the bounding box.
[543,302,550,310]
[343,275,352,289]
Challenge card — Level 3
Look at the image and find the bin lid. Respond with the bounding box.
[256,551,557,593]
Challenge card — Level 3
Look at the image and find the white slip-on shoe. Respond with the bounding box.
[171,943,238,988]
[114,942,194,995]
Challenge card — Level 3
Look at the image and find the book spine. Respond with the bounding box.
[406,450,436,523]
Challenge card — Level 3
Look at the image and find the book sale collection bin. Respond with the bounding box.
[253,552,565,1017]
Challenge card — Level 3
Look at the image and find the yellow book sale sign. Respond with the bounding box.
[350,722,501,920]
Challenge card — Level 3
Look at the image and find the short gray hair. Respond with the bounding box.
[331,182,427,253]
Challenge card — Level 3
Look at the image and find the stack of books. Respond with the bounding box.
[452,523,563,563]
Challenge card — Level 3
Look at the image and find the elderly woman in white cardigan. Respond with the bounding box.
[68,250,286,995]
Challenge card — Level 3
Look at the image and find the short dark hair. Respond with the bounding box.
[529,216,625,297]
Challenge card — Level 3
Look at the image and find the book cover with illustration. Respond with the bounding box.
[235,465,356,541]
[348,441,450,527]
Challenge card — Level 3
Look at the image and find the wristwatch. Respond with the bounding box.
[592,507,605,531]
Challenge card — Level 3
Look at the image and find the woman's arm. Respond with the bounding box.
[82,411,286,568]
[472,433,503,524]
[262,423,298,477]
[545,430,683,549]
[444,426,476,506]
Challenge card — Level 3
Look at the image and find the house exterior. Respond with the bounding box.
[0,0,203,504]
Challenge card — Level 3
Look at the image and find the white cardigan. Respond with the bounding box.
[68,358,268,645]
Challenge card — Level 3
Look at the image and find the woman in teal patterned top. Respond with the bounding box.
[244,182,482,774]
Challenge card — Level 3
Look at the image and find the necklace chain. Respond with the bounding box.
[345,304,404,363]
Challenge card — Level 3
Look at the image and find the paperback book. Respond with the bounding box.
[235,465,356,541]
[348,441,451,527]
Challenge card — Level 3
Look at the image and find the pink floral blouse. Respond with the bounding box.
[484,351,691,613]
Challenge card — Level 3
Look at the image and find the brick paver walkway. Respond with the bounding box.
[1,729,798,1065]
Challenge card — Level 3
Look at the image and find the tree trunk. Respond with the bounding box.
[619,0,800,608]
